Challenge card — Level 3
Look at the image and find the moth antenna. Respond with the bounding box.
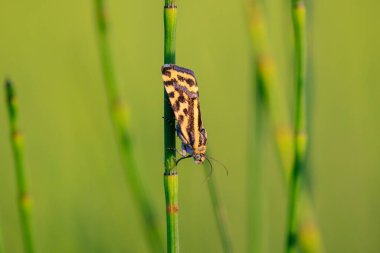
[175,155,192,166]
[206,155,229,176]
[203,157,214,182]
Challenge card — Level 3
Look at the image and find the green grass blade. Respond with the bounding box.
[93,1,164,252]
[5,80,35,253]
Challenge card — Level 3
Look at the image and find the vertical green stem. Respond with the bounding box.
[5,80,35,253]
[247,63,266,253]
[163,1,178,252]
[286,1,307,253]
[93,1,163,252]
[248,2,291,252]
[163,0,177,171]
[248,0,293,182]
[248,1,322,252]
[164,173,179,253]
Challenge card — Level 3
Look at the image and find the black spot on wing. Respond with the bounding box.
[162,69,171,77]
[174,100,180,112]
[186,78,195,87]
[168,92,175,98]
[178,115,184,123]
[183,108,188,115]
[177,75,185,82]
[178,95,185,103]
[176,74,195,87]
[164,80,174,87]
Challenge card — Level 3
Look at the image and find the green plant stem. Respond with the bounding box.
[247,58,266,253]
[164,173,179,253]
[246,5,267,247]
[248,3,291,253]
[247,1,323,252]
[298,194,323,253]
[248,0,293,182]
[163,1,179,252]
[5,80,35,253]
[93,1,163,252]
[203,159,233,253]
[286,1,307,253]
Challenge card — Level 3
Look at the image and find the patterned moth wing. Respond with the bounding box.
[161,64,207,164]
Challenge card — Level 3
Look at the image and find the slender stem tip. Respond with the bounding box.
[5,78,15,102]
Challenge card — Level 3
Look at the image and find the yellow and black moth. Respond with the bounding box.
[161,64,207,164]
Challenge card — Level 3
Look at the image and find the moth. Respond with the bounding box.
[161,64,207,164]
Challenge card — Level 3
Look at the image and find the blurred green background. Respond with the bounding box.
[0,0,379,252]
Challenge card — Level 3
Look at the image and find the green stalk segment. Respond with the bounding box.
[5,80,35,253]
[247,3,283,252]
[163,1,179,252]
[93,1,163,252]
[286,2,307,253]
[163,0,177,172]
[164,173,179,253]
[248,0,293,182]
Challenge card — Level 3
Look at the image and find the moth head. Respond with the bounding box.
[193,145,207,164]
[194,153,206,164]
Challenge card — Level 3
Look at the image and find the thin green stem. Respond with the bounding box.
[5,80,35,253]
[164,173,179,253]
[203,159,233,253]
[247,61,266,253]
[248,0,293,182]
[163,1,177,172]
[247,3,291,252]
[286,1,307,253]
[247,1,323,252]
[163,1,179,252]
[93,1,163,252]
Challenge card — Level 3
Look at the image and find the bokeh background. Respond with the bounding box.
[0,0,379,252]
